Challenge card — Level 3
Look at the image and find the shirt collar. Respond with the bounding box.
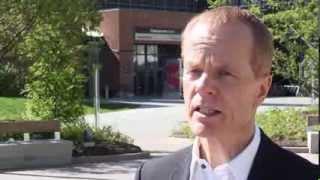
[190,125,261,180]
[228,125,261,180]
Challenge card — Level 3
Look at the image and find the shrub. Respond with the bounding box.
[171,122,194,139]
[61,122,133,146]
[256,108,307,141]
[93,126,133,144]
[61,121,90,147]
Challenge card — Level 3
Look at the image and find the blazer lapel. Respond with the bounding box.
[170,146,192,180]
[247,129,278,180]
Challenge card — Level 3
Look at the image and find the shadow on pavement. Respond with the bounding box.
[0,159,147,180]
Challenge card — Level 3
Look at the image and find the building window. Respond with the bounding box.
[133,44,159,95]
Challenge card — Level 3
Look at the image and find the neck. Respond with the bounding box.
[198,124,255,168]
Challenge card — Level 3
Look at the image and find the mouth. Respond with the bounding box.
[193,105,222,117]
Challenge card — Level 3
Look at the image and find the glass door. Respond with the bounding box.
[133,44,159,96]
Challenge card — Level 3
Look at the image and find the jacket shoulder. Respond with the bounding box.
[272,144,319,178]
[249,131,319,180]
[135,146,192,180]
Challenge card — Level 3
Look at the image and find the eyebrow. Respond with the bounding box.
[184,55,240,73]
[194,41,214,47]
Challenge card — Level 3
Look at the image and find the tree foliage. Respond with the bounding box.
[258,0,318,96]
[0,1,38,96]
[0,0,101,123]
[0,1,38,60]
[208,0,319,96]
[24,0,100,123]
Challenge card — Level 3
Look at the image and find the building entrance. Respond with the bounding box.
[133,44,180,96]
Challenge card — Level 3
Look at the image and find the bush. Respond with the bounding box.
[93,126,133,144]
[171,122,194,139]
[61,122,133,147]
[61,121,90,147]
[256,108,307,142]
[24,61,86,124]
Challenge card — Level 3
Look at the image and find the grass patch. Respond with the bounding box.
[0,97,138,121]
[0,97,27,120]
[84,102,138,115]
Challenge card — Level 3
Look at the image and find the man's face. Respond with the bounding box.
[182,21,271,139]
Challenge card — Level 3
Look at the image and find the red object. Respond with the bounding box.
[165,63,179,90]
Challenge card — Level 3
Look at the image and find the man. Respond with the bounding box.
[135,6,319,180]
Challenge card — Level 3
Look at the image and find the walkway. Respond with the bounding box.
[0,159,146,180]
[86,102,189,152]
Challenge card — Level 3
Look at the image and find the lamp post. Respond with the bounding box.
[84,28,104,129]
[88,41,102,129]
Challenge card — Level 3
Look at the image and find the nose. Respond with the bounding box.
[194,73,217,95]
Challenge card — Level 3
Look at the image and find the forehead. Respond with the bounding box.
[182,21,253,67]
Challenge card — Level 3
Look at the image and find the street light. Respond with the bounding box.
[88,41,101,129]
[86,29,103,129]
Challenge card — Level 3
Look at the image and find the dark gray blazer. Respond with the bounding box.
[135,131,319,180]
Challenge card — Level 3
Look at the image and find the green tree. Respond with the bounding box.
[0,1,38,60]
[251,0,318,96]
[0,1,39,96]
[20,0,100,123]
[207,0,319,96]
[208,0,231,7]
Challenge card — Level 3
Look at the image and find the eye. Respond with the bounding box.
[219,70,232,76]
[184,69,202,80]
[221,71,232,76]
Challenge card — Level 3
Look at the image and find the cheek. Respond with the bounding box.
[183,80,195,117]
[222,84,258,112]
[183,80,193,100]
[242,84,260,106]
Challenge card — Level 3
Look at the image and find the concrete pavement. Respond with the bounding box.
[0,153,172,180]
[0,159,146,180]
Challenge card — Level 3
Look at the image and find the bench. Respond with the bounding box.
[283,85,300,96]
[268,84,300,97]
[0,120,72,169]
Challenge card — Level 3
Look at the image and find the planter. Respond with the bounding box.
[307,131,319,154]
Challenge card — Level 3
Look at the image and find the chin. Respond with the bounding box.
[190,121,213,137]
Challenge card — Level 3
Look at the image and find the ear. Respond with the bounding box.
[256,75,272,105]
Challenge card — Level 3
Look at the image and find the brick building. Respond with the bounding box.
[94,0,208,98]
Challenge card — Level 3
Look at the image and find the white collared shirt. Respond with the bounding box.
[189,125,261,180]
